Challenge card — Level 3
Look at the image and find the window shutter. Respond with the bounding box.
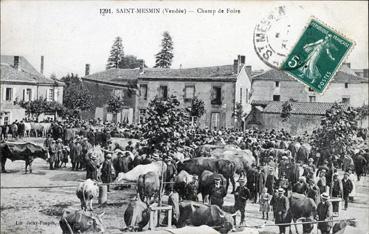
[23,89,26,101]
[54,88,57,102]
[46,89,49,101]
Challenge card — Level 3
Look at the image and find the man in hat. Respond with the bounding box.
[265,167,276,195]
[331,173,342,214]
[316,193,333,234]
[209,177,227,208]
[277,172,289,196]
[86,153,98,180]
[341,172,353,210]
[81,137,92,169]
[271,188,289,234]
[54,138,64,168]
[48,140,57,170]
[44,134,53,152]
[69,138,78,170]
[234,177,251,225]
[87,127,96,146]
[317,169,328,194]
[165,156,177,194]
[101,153,113,192]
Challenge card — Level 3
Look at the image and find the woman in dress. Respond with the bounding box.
[259,187,272,220]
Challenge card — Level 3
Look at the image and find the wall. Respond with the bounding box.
[252,80,368,107]
[138,79,236,129]
[0,108,26,125]
[82,80,137,121]
[1,83,63,104]
[245,111,322,136]
[235,66,252,114]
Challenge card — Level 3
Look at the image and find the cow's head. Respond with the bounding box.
[87,212,105,233]
[125,199,150,231]
[211,205,234,234]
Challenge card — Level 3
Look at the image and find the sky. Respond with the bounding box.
[1,1,368,78]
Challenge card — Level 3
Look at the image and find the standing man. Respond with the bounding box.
[165,157,177,194]
[234,178,251,225]
[354,152,367,181]
[55,138,64,168]
[69,139,78,171]
[209,177,227,208]
[316,193,333,234]
[101,154,113,192]
[48,140,57,170]
[86,154,99,180]
[341,172,353,210]
[271,188,290,234]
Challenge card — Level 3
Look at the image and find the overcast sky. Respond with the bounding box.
[1,1,368,77]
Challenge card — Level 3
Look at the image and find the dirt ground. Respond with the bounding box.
[1,137,368,234]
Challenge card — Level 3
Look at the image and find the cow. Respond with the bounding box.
[123,199,150,231]
[0,142,48,173]
[59,209,105,234]
[288,142,301,159]
[137,171,160,203]
[178,157,236,193]
[199,170,227,203]
[30,122,44,137]
[177,201,234,234]
[286,193,317,234]
[76,179,99,211]
[174,170,199,201]
[296,143,312,164]
[115,161,167,182]
[23,122,32,138]
[41,123,52,137]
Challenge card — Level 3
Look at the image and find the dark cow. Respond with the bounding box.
[124,199,150,231]
[137,171,160,203]
[177,201,234,234]
[59,209,105,234]
[286,193,317,234]
[212,148,255,177]
[297,144,312,164]
[199,170,227,203]
[174,170,199,201]
[178,157,236,193]
[0,142,48,173]
[112,152,133,177]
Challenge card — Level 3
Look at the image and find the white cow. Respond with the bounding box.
[115,161,167,182]
[76,179,99,211]
[24,122,32,137]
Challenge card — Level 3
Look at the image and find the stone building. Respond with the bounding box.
[81,55,252,129]
[0,55,64,124]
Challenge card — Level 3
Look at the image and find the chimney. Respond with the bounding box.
[85,64,90,76]
[240,55,246,65]
[40,56,44,74]
[139,60,145,73]
[14,56,20,70]
[233,59,238,74]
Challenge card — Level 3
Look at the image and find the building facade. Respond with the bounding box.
[81,55,252,129]
[0,55,64,124]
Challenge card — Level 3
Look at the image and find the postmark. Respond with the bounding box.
[280,18,354,93]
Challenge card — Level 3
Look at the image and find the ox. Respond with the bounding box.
[199,170,227,203]
[177,201,234,234]
[115,161,167,182]
[76,179,99,211]
[59,209,104,234]
[123,199,150,231]
[0,142,48,173]
[174,170,199,201]
[137,171,160,203]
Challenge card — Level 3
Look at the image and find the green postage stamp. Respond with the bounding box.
[281,18,354,93]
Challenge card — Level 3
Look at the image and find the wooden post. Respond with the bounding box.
[98,184,107,205]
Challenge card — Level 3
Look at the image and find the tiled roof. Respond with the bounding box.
[1,55,60,85]
[140,65,236,79]
[83,68,140,84]
[263,101,346,115]
[252,66,368,84]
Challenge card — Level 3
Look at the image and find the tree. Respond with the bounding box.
[106,36,124,70]
[19,98,64,121]
[142,95,191,155]
[187,96,205,118]
[119,55,146,69]
[107,95,126,114]
[310,103,358,161]
[60,73,81,87]
[154,31,174,68]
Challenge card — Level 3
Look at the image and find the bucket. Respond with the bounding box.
[99,184,108,205]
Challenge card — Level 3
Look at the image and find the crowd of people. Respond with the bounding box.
[2,117,368,234]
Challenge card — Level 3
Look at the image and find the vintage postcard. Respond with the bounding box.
[1,1,368,234]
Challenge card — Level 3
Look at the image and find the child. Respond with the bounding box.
[259,187,272,220]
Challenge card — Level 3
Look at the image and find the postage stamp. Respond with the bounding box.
[280,18,354,93]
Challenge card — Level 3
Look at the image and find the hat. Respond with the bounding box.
[321,169,327,173]
[105,154,112,159]
[57,138,63,142]
[277,188,285,193]
[214,177,221,182]
[282,156,288,160]
[51,140,56,143]
[344,171,350,176]
[269,167,274,171]
[321,192,330,200]
[90,154,97,159]
[308,158,314,162]
[115,149,124,155]
[239,178,246,183]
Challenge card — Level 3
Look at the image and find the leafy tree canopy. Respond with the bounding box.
[154,31,174,68]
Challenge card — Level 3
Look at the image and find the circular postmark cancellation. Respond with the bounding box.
[253,5,309,69]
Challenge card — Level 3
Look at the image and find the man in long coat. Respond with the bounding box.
[271,188,289,234]
[316,193,333,234]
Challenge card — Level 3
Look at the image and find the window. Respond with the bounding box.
[275,81,279,87]
[159,85,168,99]
[48,89,55,101]
[211,112,220,130]
[25,89,32,101]
[273,95,280,101]
[139,109,146,123]
[245,88,249,103]
[211,86,222,105]
[345,83,349,88]
[342,97,350,104]
[309,96,316,102]
[5,88,13,101]
[239,88,243,102]
[185,86,195,101]
[140,84,148,100]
